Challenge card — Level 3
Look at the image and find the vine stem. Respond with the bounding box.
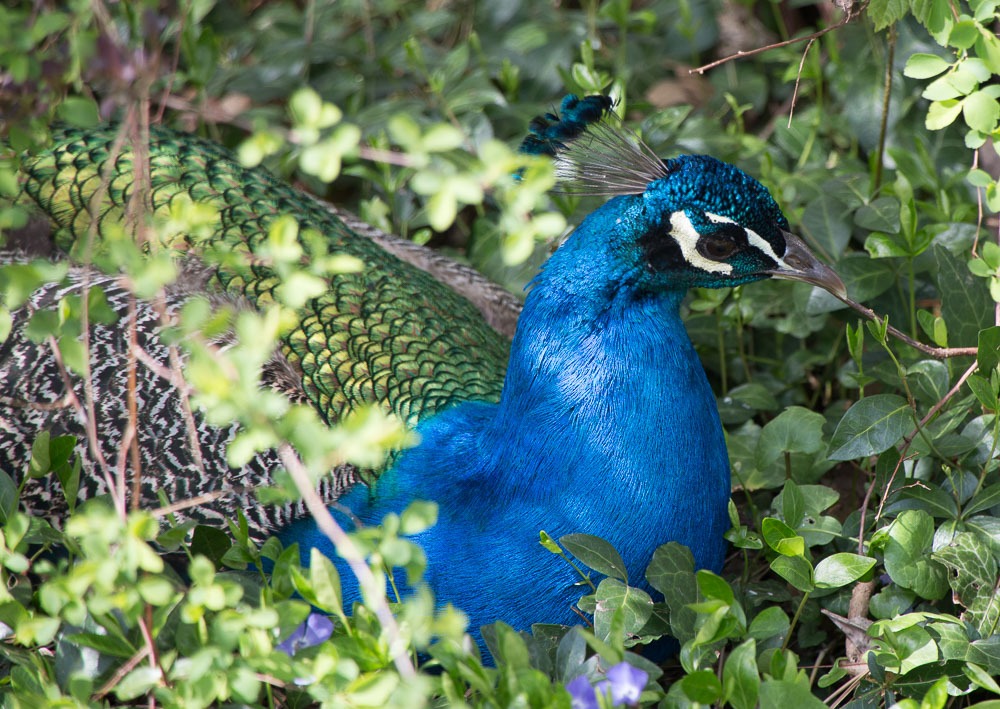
[782,590,811,653]
[689,2,869,74]
[837,295,977,358]
[872,25,896,194]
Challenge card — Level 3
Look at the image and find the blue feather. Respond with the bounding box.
[519,94,616,157]
[281,94,842,657]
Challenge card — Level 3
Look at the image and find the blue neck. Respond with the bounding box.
[283,198,732,643]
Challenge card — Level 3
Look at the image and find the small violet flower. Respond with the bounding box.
[597,662,648,705]
[567,675,599,709]
[566,662,649,709]
[276,612,334,656]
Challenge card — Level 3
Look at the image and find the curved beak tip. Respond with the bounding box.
[767,232,847,299]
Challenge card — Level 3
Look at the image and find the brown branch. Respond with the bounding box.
[787,38,816,128]
[47,336,122,512]
[148,490,230,518]
[838,295,978,358]
[0,394,72,411]
[872,26,896,192]
[94,644,150,699]
[690,2,869,75]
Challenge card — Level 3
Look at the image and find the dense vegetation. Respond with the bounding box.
[2,0,1000,706]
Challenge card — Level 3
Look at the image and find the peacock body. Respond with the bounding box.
[1,96,844,644]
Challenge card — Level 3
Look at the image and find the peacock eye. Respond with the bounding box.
[698,234,740,261]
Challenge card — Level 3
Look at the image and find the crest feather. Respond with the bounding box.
[519,95,669,196]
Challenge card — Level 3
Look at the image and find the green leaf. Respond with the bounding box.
[289,87,323,129]
[770,555,814,592]
[755,407,826,468]
[965,483,1000,517]
[968,374,999,410]
[903,53,951,78]
[926,99,963,130]
[761,518,804,557]
[400,500,437,535]
[949,20,981,49]
[964,663,1000,695]
[758,680,827,708]
[55,97,99,128]
[114,667,162,702]
[828,394,911,460]
[645,542,698,642]
[592,579,654,640]
[65,632,137,658]
[747,606,790,641]
[696,570,734,605]
[932,532,1000,635]
[867,0,910,29]
[978,326,1000,373]
[780,480,805,529]
[722,639,759,709]
[0,471,18,525]
[308,548,344,617]
[190,526,231,565]
[561,533,628,582]
[855,196,901,232]
[814,553,877,588]
[936,245,993,347]
[681,670,722,704]
[800,194,851,260]
[884,510,949,599]
[963,91,1000,133]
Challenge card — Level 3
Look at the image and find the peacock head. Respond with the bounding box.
[520,95,846,296]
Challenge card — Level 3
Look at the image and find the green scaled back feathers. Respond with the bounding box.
[18,124,508,432]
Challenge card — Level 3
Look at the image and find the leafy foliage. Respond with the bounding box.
[2,0,1000,706]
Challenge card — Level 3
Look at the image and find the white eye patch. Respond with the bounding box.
[703,212,791,270]
[668,211,733,274]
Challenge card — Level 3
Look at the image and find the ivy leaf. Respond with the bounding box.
[932,532,1000,635]
[755,407,826,468]
[827,394,911,460]
[854,197,901,233]
[935,245,993,347]
[561,533,628,582]
[884,510,949,600]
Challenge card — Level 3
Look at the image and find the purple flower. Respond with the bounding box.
[277,612,334,656]
[567,662,649,708]
[567,675,599,709]
[599,662,648,705]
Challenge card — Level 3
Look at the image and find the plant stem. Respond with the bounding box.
[782,590,811,652]
[873,25,896,194]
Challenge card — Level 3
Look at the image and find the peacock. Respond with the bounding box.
[1,95,845,645]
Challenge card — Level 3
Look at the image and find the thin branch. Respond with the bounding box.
[872,26,896,193]
[903,360,979,446]
[148,490,231,518]
[0,394,72,411]
[277,443,416,679]
[787,38,816,128]
[690,2,869,74]
[47,336,122,512]
[94,645,150,699]
[838,295,978,358]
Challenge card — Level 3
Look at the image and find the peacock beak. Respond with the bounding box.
[764,231,846,298]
